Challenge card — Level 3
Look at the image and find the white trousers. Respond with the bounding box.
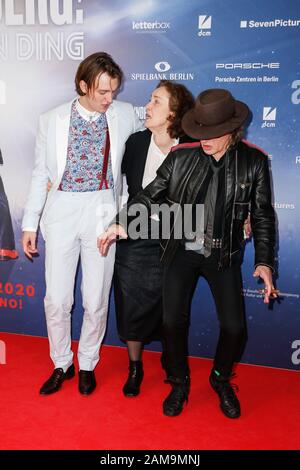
[43,190,116,371]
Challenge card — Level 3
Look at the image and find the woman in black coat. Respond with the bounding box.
[114,80,195,397]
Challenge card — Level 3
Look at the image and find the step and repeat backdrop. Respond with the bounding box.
[0,0,299,369]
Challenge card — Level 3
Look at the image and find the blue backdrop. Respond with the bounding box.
[0,0,299,370]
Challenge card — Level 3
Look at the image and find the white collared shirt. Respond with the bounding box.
[142,134,178,189]
[75,98,103,121]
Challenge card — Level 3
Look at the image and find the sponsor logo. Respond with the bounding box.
[216,63,280,69]
[155,61,171,72]
[215,75,279,84]
[214,63,280,84]
[0,80,6,104]
[263,107,277,120]
[262,107,277,128]
[132,21,171,32]
[130,63,194,81]
[296,156,300,164]
[198,15,211,37]
[198,15,211,29]
[240,19,300,28]
[291,80,300,104]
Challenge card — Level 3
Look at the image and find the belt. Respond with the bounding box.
[204,238,222,248]
[211,238,222,248]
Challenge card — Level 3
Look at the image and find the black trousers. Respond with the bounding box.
[162,246,247,380]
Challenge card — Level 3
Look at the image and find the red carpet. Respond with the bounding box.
[0,332,299,450]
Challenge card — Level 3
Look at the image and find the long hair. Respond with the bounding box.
[230,127,244,146]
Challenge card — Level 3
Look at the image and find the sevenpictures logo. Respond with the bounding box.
[198,15,212,37]
[240,18,300,28]
[261,107,277,128]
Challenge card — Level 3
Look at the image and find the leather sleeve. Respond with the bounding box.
[114,150,175,230]
[251,153,276,272]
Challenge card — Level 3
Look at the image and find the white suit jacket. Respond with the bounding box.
[22,99,143,234]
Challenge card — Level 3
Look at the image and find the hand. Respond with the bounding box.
[253,265,277,304]
[47,180,53,192]
[243,215,252,238]
[22,231,38,260]
[97,224,128,256]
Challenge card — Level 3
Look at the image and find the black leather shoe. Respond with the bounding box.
[209,370,241,419]
[163,376,190,417]
[78,370,96,395]
[39,364,75,395]
[123,360,144,397]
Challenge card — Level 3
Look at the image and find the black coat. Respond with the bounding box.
[118,139,276,271]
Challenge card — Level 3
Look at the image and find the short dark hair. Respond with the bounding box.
[156,80,195,138]
[75,52,124,96]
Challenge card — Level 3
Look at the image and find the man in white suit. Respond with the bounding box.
[22,52,143,395]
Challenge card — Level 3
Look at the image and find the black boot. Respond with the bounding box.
[209,369,241,419]
[122,360,144,397]
[163,376,190,417]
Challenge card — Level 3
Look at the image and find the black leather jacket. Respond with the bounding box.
[119,140,276,271]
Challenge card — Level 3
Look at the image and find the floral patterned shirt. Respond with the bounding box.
[59,100,114,192]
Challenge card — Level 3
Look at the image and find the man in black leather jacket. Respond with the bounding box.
[99,89,277,419]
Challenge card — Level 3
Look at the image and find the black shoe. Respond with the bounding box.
[123,360,144,397]
[78,370,96,395]
[163,376,190,417]
[209,370,241,419]
[39,364,75,395]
